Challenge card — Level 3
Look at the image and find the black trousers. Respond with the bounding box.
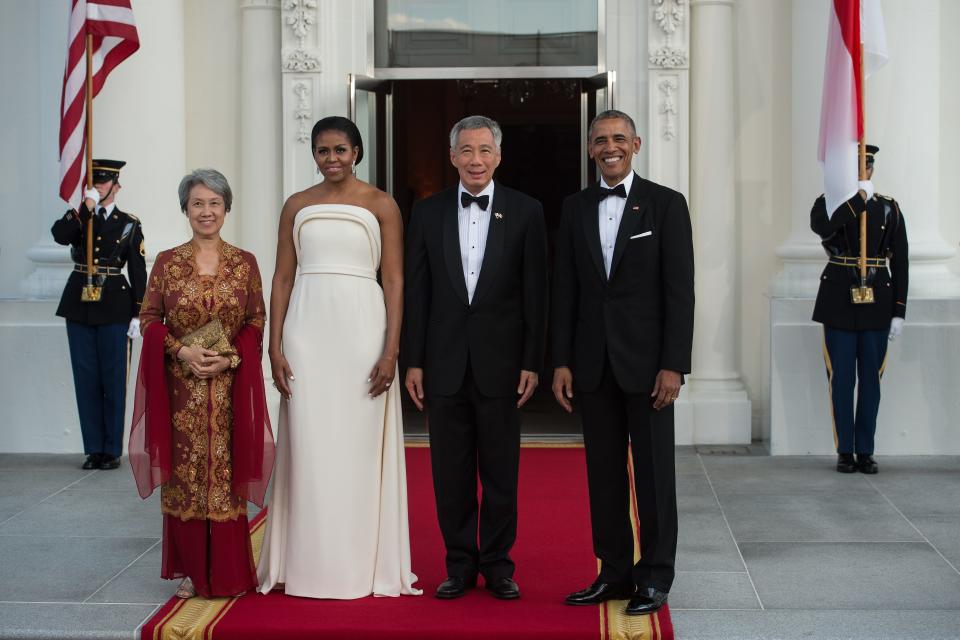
[579,360,678,592]
[427,365,521,582]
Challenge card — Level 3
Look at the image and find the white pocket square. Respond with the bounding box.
[630,231,653,239]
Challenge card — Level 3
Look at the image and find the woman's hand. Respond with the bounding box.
[193,355,230,379]
[270,352,295,400]
[368,354,396,398]
[177,345,221,378]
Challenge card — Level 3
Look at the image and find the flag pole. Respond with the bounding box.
[858,41,868,289]
[82,33,100,302]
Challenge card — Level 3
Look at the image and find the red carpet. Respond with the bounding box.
[142,446,674,640]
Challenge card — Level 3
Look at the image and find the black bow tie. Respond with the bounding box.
[598,183,627,201]
[461,192,490,210]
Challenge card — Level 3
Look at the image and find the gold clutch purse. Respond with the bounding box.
[178,318,238,375]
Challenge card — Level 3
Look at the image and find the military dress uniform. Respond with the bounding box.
[51,160,147,468]
[810,155,908,473]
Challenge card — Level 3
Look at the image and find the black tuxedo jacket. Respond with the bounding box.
[551,173,694,394]
[51,202,147,326]
[404,182,547,397]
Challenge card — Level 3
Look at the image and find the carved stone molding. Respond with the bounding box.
[652,0,685,35]
[649,0,689,69]
[649,46,688,68]
[282,0,317,49]
[658,79,678,140]
[292,81,312,144]
[283,48,321,72]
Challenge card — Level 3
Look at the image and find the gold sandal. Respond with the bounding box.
[175,577,196,599]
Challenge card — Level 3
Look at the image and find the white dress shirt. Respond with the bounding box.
[598,172,634,276]
[457,181,494,303]
[97,202,116,219]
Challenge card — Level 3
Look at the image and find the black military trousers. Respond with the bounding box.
[823,326,889,455]
[65,320,129,457]
[580,360,678,593]
[426,364,521,583]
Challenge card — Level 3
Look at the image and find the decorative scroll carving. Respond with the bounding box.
[658,79,678,141]
[649,0,689,69]
[282,0,317,49]
[293,82,312,144]
[283,49,321,72]
[652,0,685,35]
[649,46,688,68]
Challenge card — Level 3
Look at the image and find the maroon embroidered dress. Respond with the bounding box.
[131,241,273,598]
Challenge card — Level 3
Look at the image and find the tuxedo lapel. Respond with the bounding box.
[581,183,607,283]
[609,174,649,280]
[441,189,469,306]
[471,183,505,305]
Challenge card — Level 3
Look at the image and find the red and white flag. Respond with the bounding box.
[58,0,139,207]
[817,0,888,216]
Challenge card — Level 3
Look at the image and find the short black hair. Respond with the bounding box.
[311,116,364,166]
[589,109,638,139]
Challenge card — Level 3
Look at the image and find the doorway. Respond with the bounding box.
[360,77,611,437]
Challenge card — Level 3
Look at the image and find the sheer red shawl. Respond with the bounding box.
[129,322,274,507]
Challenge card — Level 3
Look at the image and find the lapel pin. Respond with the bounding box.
[632,206,640,211]
[495,212,503,219]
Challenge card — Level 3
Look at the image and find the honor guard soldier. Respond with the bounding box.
[811,145,908,475]
[51,159,147,470]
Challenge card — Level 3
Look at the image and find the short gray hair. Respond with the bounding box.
[449,115,503,150]
[178,168,233,213]
[589,109,637,139]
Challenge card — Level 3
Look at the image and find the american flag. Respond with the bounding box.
[59,0,139,206]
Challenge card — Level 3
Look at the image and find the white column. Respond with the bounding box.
[687,0,751,444]
[646,0,689,195]
[238,0,282,281]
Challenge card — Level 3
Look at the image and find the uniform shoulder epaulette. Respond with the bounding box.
[877,194,894,202]
[125,212,140,222]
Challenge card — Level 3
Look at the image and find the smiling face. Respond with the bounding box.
[450,127,502,195]
[185,183,227,241]
[588,117,641,185]
[313,130,359,183]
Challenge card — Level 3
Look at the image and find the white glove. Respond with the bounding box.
[83,187,100,208]
[888,317,903,342]
[127,318,141,339]
[858,180,875,202]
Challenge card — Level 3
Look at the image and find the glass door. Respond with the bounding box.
[580,70,615,188]
[348,74,394,193]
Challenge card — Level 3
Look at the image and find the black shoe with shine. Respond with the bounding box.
[99,455,121,470]
[856,454,878,474]
[565,580,634,606]
[81,454,102,470]
[485,577,520,600]
[435,575,476,599]
[625,587,669,615]
[836,453,857,473]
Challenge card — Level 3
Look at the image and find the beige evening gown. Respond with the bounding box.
[257,204,420,599]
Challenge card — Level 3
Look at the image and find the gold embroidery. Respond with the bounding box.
[145,241,264,523]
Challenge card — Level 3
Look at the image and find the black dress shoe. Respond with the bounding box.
[836,453,857,473]
[435,575,476,599]
[81,454,102,470]
[856,454,878,474]
[99,455,121,470]
[625,587,669,615]
[565,580,634,606]
[485,577,520,600]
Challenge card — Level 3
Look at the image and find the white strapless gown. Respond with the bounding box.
[257,204,420,599]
